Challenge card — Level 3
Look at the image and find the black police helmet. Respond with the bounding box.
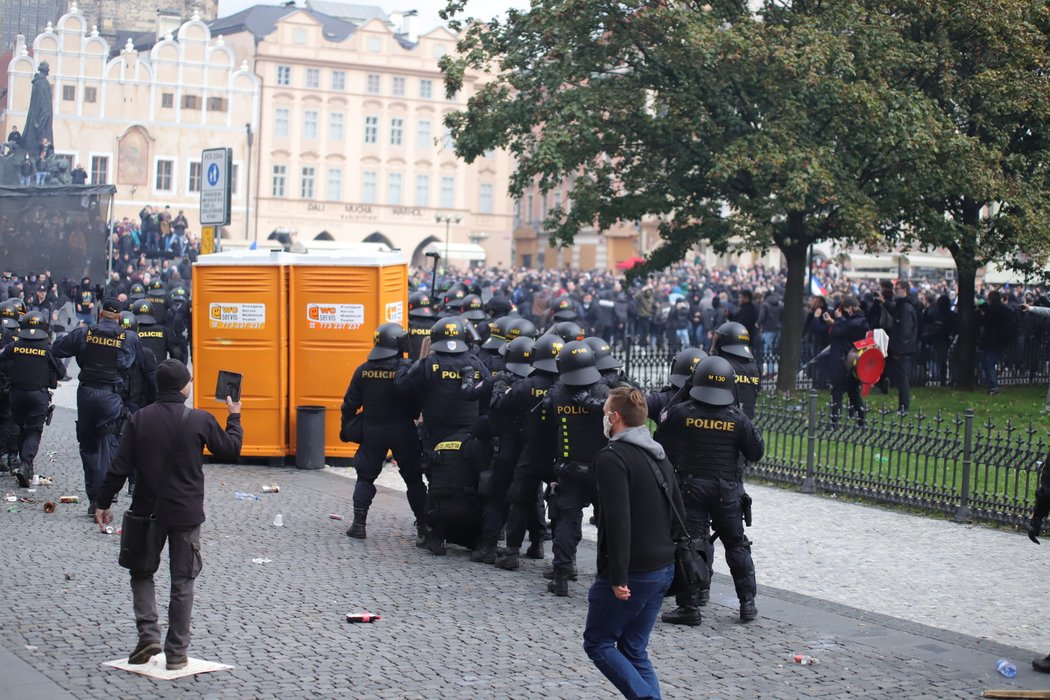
[443,284,467,310]
[461,293,487,321]
[482,316,514,351]
[129,283,147,300]
[714,321,754,360]
[531,333,564,373]
[504,337,535,378]
[545,320,586,344]
[118,311,138,332]
[583,336,622,372]
[551,296,578,321]
[430,317,469,354]
[485,294,512,317]
[9,298,25,315]
[557,339,602,387]
[689,355,737,406]
[370,322,407,360]
[147,279,166,292]
[669,347,708,389]
[503,318,538,345]
[0,300,21,330]
[132,299,156,325]
[169,286,188,302]
[17,310,49,339]
[408,291,435,318]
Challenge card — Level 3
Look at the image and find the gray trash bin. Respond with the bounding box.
[296,405,326,470]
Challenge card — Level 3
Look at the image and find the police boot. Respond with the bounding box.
[15,460,32,488]
[345,509,367,539]
[661,606,702,626]
[546,575,569,597]
[525,540,545,560]
[739,598,758,622]
[698,587,710,607]
[415,521,427,548]
[470,544,498,564]
[425,530,446,556]
[543,564,577,581]
[495,549,520,571]
[1033,655,1050,674]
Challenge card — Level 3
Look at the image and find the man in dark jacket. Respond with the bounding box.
[977,290,1017,395]
[96,359,242,671]
[826,297,869,427]
[731,289,760,358]
[885,280,921,413]
[584,387,682,699]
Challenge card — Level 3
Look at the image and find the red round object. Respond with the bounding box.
[848,346,885,384]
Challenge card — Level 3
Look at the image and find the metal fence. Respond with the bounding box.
[749,392,1048,527]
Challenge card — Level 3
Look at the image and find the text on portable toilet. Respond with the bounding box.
[306,303,364,331]
[209,303,267,330]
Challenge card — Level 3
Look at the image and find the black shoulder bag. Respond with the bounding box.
[118,406,190,573]
[630,443,711,598]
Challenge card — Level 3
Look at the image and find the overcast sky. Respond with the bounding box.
[216,0,530,36]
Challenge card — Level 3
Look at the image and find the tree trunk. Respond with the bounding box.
[955,266,978,391]
[776,217,809,394]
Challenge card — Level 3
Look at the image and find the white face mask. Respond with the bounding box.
[602,413,614,439]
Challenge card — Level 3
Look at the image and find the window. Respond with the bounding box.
[274,108,290,138]
[387,173,402,205]
[161,92,174,108]
[479,183,493,213]
[364,116,378,144]
[419,79,433,99]
[416,120,431,149]
[84,87,97,103]
[305,68,320,89]
[331,70,346,90]
[392,77,405,96]
[366,74,380,94]
[367,37,381,52]
[277,65,291,85]
[181,94,200,109]
[62,85,75,101]
[90,156,108,185]
[415,174,430,207]
[155,159,173,192]
[440,175,455,209]
[440,126,453,151]
[361,171,377,204]
[231,164,239,196]
[326,168,342,201]
[329,112,344,141]
[390,118,404,146]
[272,164,287,197]
[301,166,316,199]
[188,162,202,193]
[293,28,307,44]
[303,110,318,139]
[207,96,227,112]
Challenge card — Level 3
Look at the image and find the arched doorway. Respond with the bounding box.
[363,231,395,248]
[315,231,334,241]
[411,235,441,267]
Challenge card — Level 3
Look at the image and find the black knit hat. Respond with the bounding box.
[156,359,191,393]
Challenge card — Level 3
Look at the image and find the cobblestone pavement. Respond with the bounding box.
[2,399,1049,698]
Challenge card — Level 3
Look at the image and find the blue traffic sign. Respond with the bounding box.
[207,162,220,187]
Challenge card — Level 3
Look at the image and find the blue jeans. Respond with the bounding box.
[762,331,780,375]
[583,563,673,700]
[978,349,1002,390]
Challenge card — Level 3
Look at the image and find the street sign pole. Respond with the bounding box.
[200,148,232,246]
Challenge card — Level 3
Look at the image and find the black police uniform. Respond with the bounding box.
[395,349,490,449]
[498,370,558,567]
[52,319,139,510]
[724,355,761,419]
[137,322,178,365]
[145,288,169,326]
[545,379,609,587]
[475,370,528,560]
[340,356,426,526]
[407,316,432,360]
[423,426,490,554]
[658,398,764,617]
[166,295,191,363]
[124,339,157,414]
[0,335,64,480]
[0,324,15,469]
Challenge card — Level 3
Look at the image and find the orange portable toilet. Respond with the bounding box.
[287,250,408,461]
[192,250,292,460]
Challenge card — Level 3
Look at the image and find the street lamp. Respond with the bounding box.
[245,123,254,242]
[436,213,461,270]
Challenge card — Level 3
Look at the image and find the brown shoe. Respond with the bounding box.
[166,655,188,671]
[127,640,161,665]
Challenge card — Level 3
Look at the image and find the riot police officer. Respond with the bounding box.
[145,279,169,326]
[407,291,435,360]
[128,282,147,302]
[52,298,141,516]
[713,321,761,419]
[504,317,538,344]
[648,347,707,420]
[544,320,586,344]
[394,317,490,451]
[0,311,64,486]
[478,316,514,374]
[132,300,178,364]
[166,285,191,363]
[657,356,764,624]
[422,421,491,555]
[544,340,609,596]
[340,323,426,542]
[118,312,156,414]
[550,296,579,322]
[473,336,534,563]
[0,300,20,472]
[496,333,562,571]
[583,336,627,387]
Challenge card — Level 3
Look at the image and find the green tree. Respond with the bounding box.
[880,0,1050,390]
[441,0,948,392]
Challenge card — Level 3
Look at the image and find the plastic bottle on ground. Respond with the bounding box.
[996,659,1017,678]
